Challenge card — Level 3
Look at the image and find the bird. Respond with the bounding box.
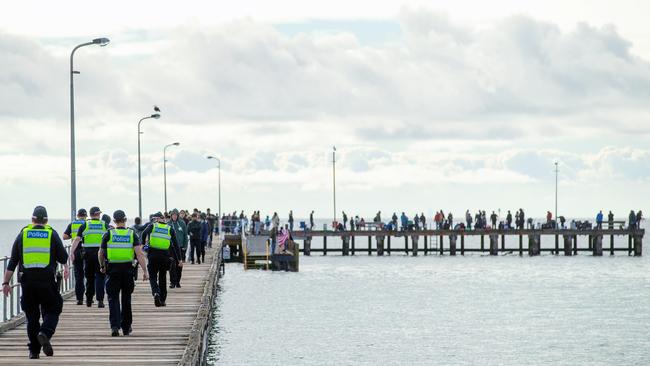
[154,105,161,112]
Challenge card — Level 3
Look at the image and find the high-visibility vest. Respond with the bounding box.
[149,223,171,250]
[107,228,135,263]
[82,219,107,248]
[70,220,85,240]
[22,224,52,269]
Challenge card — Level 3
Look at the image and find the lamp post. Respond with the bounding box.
[207,156,222,236]
[555,162,559,227]
[69,37,110,221]
[163,142,180,213]
[138,109,161,218]
[333,146,337,229]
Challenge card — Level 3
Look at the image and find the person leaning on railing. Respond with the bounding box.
[2,206,69,359]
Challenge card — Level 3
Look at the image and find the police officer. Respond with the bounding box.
[62,208,87,305]
[2,206,69,359]
[141,212,182,307]
[71,206,107,307]
[98,210,148,336]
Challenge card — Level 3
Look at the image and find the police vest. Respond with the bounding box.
[70,220,85,240]
[149,223,171,250]
[22,224,52,269]
[82,219,107,248]
[107,228,135,263]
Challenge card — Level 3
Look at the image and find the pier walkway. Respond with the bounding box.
[0,243,222,365]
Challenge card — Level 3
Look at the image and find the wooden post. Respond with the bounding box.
[412,235,419,256]
[563,235,572,256]
[368,235,372,256]
[404,235,409,255]
[610,234,614,255]
[593,234,603,256]
[351,235,355,256]
[528,234,540,256]
[439,235,444,255]
[501,234,505,251]
[424,235,428,255]
[460,234,465,255]
[449,235,457,256]
[628,234,632,256]
[387,235,391,255]
[342,236,350,256]
[489,234,498,256]
[481,235,485,252]
[634,233,643,256]
[518,234,523,256]
[304,238,311,256]
[588,235,592,250]
[554,234,559,255]
[377,236,385,256]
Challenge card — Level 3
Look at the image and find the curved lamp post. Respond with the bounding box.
[138,109,161,218]
[163,142,180,213]
[70,37,110,220]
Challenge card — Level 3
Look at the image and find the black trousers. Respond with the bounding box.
[147,255,170,302]
[73,248,85,302]
[106,267,135,331]
[170,248,186,285]
[83,248,105,302]
[199,241,206,262]
[189,240,201,263]
[20,280,63,354]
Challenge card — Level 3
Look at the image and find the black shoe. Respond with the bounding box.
[160,301,167,307]
[169,284,176,289]
[197,260,201,264]
[37,332,53,357]
[86,299,93,307]
[29,352,39,359]
[122,327,132,336]
[176,283,181,288]
[98,301,105,308]
[154,294,162,307]
[77,300,83,305]
[111,328,120,337]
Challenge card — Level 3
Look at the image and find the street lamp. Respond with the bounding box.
[555,162,559,228]
[69,37,110,221]
[333,146,337,229]
[138,108,161,218]
[207,155,222,236]
[163,142,180,213]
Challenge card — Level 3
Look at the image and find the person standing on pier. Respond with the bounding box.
[71,206,107,308]
[596,210,604,230]
[420,213,426,230]
[636,211,643,228]
[199,213,209,263]
[141,212,182,307]
[169,209,187,288]
[309,211,314,230]
[343,211,348,230]
[288,210,294,231]
[506,211,513,229]
[62,208,87,305]
[187,213,202,264]
[465,210,472,230]
[3,206,68,359]
[98,210,148,336]
[608,211,614,229]
[447,212,453,229]
[400,212,408,231]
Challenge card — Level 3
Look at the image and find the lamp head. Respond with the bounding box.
[151,113,161,119]
[172,142,180,146]
[92,37,110,46]
[207,156,214,160]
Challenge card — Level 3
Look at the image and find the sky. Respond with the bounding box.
[0,0,649,221]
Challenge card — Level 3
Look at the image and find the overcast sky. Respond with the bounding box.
[1,0,649,220]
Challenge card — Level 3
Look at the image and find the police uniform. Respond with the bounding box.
[63,209,87,305]
[100,210,141,336]
[76,207,107,307]
[4,206,68,359]
[141,215,181,307]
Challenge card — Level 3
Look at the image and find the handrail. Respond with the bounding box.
[1,244,74,324]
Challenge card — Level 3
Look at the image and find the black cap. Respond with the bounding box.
[101,214,111,225]
[32,206,48,220]
[113,210,126,221]
[90,207,101,215]
[77,208,87,216]
[153,212,164,219]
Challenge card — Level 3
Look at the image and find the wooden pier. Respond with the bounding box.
[0,243,223,365]
[292,228,645,256]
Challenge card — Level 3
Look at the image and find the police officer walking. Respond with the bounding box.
[62,208,87,305]
[141,212,182,307]
[71,206,107,307]
[98,210,148,336]
[2,206,69,359]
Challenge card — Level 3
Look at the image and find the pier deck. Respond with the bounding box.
[0,244,222,365]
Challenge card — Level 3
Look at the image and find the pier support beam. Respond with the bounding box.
[555,234,559,255]
[439,235,444,255]
[449,235,457,256]
[368,235,372,256]
[592,235,603,256]
[501,234,505,251]
[634,233,643,256]
[518,234,523,256]
[573,235,577,255]
[489,234,498,256]
[342,236,350,256]
[481,235,485,252]
[610,235,614,255]
[424,235,428,255]
[563,235,573,256]
[304,237,312,256]
[460,234,465,255]
[412,235,419,256]
[628,234,633,256]
[528,234,540,256]
[351,235,355,256]
[387,235,391,255]
[377,236,385,256]
[323,236,327,256]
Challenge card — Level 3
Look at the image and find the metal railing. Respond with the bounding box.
[1,244,74,323]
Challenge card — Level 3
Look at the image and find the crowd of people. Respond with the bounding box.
[2,205,220,359]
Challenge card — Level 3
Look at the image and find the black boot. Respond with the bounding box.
[37,332,53,357]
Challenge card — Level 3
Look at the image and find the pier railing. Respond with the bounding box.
[1,244,75,326]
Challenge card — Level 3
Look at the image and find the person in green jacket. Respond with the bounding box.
[168,209,188,288]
